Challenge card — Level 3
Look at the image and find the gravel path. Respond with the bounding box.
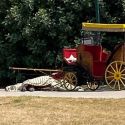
[0,86,125,98]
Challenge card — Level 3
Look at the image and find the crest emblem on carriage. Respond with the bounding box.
[65,54,77,63]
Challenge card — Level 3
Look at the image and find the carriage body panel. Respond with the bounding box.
[108,43,125,63]
[77,44,110,79]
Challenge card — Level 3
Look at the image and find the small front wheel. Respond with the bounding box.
[63,72,77,91]
[87,80,99,91]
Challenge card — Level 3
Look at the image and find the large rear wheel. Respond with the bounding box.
[63,72,77,91]
[105,61,125,90]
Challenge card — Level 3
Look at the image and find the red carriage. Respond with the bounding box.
[62,23,125,91]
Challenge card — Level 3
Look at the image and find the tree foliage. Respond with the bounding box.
[101,0,125,50]
[0,0,125,83]
[103,0,125,23]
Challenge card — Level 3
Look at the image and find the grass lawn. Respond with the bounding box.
[0,97,125,125]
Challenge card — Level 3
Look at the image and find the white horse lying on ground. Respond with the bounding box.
[5,75,84,92]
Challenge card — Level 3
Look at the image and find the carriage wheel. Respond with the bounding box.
[63,72,77,91]
[105,61,125,90]
[87,80,99,91]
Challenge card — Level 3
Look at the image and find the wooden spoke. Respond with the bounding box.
[115,62,118,72]
[113,80,117,89]
[119,63,122,72]
[105,75,114,79]
[121,68,125,73]
[106,70,114,75]
[110,65,116,73]
[71,74,74,77]
[117,81,121,90]
[71,79,77,83]
[108,78,115,85]
[120,79,125,87]
[121,77,125,80]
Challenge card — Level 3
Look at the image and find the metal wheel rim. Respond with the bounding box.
[63,72,77,91]
[105,61,125,90]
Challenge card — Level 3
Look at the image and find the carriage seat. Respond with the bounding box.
[82,45,110,78]
[83,45,109,62]
[63,48,77,65]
